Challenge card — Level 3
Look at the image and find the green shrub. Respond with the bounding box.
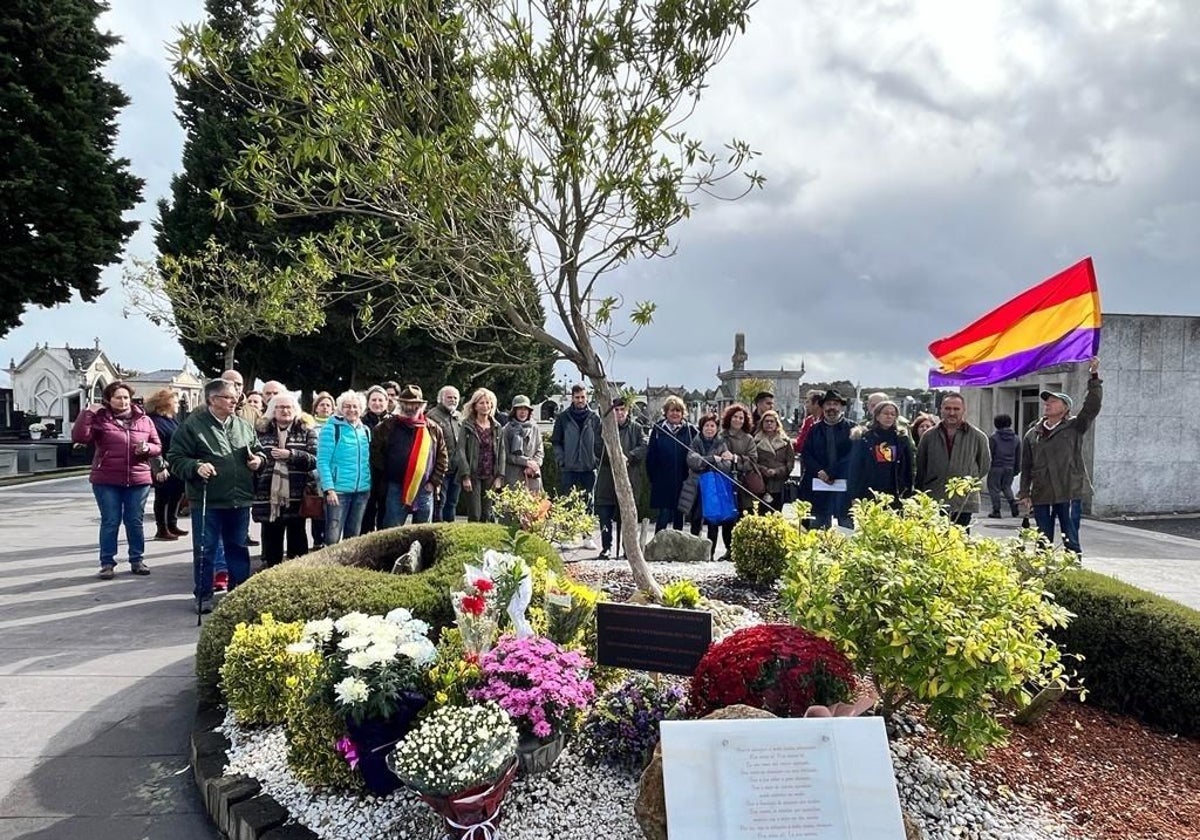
[282,660,361,790]
[1049,569,1200,737]
[196,523,559,703]
[781,493,1077,758]
[219,614,311,725]
[661,579,701,609]
[731,513,798,585]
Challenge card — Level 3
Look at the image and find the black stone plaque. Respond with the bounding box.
[595,602,713,676]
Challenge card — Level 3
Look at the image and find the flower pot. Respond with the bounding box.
[516,730,566,775]
[344,691,428,796]
[420,759,518,840]
[29,431,42,440]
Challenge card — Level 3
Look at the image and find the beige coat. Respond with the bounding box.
[915,421,991,513]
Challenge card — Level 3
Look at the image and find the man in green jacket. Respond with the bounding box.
[915,393,991,528]
[1018,357,1102,555]
[168,378,264,613]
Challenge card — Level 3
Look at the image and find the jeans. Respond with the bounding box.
[383,482,433,528]
[92,484,152,568]
[655,507,685,532]
[560,470,596,511]
[597,504,620,553]
[812,491,850,529]
[191,506,251,601]
[1033,500,1082,554]
[324,491,370,545]
[437,469,462,522]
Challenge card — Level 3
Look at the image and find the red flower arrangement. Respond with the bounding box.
[460,594,487,616]
[689,624,856,718]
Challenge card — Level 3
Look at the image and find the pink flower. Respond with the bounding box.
[335,735,359,770]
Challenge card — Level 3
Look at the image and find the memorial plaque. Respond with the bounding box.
[660,718,906,839]
[594,602,712,676]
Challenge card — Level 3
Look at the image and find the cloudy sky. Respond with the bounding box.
[3,0,1198,393]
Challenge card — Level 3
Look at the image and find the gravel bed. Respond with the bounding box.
[221,709,1078,840]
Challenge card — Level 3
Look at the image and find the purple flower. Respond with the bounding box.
[468,635,595,738]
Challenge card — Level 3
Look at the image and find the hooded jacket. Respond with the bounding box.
[73,404,162,487]
[989,428,1021,472]
[317,414,372,494]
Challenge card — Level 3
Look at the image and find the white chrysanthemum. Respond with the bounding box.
[333,676,370,705]
[398,638,437,666]
[345,650,374,671]
[285,640,315,655]
[365,642,398,665]
[305,617,335,643]
[334,611,371,634]
[385,607,413,624]
[337,634,372,651]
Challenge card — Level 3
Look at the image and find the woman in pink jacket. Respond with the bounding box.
[72,381,162,579]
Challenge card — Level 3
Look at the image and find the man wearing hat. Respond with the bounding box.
[915,392,991,527]
[1018,357,1102,554]
[502,395,544,493]
[801,389,854,528]
[370,385,449,527]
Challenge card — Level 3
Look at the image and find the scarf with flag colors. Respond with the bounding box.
[928,258,1101,387]
[398,418,435,506]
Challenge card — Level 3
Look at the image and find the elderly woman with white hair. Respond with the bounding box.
[317,390,373,544]
[252,392,318,567]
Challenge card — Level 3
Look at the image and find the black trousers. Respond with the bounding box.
[153,478,184,531]
[261,518,309,568]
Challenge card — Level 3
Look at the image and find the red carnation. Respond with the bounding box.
[473,578,495,594]
[461,594,487,616]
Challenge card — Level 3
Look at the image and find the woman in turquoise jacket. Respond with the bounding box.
[317,391,372,544]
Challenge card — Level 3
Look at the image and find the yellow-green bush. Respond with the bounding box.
[661,579,701,609]
[282,662,361,790]
[219,614,311,725]
[782,493,1078,758]
[731,513,799,585]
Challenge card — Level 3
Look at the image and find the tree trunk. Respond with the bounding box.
[590,374,662,601]
[223,341,237,372]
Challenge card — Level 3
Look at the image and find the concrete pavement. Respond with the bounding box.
[0,476,1196,840]
[0,476,216,840]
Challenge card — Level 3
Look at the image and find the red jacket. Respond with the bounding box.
[72,406,162,487]
[793,414,817,454]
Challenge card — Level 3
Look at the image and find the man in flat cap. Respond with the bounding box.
[1018,357,1102,554]
[801,389,854,528]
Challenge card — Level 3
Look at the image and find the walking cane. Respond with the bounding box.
[196,479,208,627]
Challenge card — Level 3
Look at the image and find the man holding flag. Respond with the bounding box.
[1018,357,1102,555]
[372,385,449,527]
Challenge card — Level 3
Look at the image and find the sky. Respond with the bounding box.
[3,0,1198,393]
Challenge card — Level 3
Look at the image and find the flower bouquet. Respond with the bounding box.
[452,573,499,658]
[288,609,438,794]
[469,635,595,774]
[388,702,519,839]
[580,673,689,772]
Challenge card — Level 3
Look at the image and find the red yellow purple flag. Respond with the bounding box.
[928,258,1101,387]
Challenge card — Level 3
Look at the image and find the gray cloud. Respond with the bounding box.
[3,0,1198,397]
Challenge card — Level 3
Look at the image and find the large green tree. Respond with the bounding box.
[0,0,143,335]
[157,0,553,398]
[179,0,761,596]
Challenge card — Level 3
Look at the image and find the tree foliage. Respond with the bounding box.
[157,0,554,392]
[737,377,775,407]
[176,0,763,596]
[124,237,328,371]
[0,0,143,335]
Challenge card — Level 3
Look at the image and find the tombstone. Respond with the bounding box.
[390,541,424,575]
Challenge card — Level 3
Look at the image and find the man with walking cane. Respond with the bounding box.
[168,378,264,616]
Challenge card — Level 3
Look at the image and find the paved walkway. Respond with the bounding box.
[0,477,1196,840]
[0,476,216,840]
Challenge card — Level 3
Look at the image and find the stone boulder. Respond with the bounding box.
[634,704,777,840]
[642,528,712,564]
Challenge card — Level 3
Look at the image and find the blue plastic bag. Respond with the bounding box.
[698,470,737,524]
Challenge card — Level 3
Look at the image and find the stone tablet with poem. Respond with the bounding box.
[659,718,906,839]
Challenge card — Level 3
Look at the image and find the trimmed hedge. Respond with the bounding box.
[196,523,559,703]
[1049,569,1200,737]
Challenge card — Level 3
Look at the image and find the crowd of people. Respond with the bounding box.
[70,359,1102,613]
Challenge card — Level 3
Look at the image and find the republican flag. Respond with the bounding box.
[928,258,1101,387]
